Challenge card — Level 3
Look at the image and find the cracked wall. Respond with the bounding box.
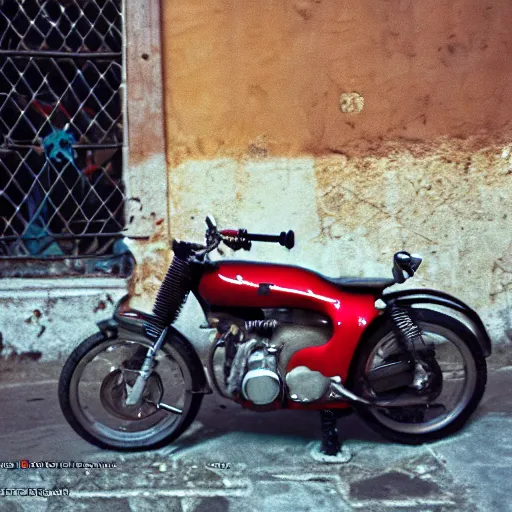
[0,279,127,360]
[159,0,512,347]
[167,147,512,348]
[313,144,512,343]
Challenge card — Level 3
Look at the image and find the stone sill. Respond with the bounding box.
[0,277,130,360]
[0,277,128,299]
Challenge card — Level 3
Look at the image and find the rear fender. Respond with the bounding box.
[381,288,492,357]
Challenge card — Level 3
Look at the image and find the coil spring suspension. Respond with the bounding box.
[144,254,191,340]
[245,319,278,338]
[389,304,427,357]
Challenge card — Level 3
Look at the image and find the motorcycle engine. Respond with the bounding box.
[224,336,282,405]
[214,318,282,405]
[215,310,332,406]
[240,343,281,405]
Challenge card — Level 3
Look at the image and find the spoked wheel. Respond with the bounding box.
[58,332,204,451]
[348,309,487,444]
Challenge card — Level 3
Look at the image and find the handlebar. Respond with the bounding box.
[221,229,295,250]
[186,217,295,260]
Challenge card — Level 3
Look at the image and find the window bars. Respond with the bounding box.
[0,0,133,276]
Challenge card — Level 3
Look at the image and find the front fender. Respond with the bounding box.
[97,309,212,394]
[381,288,492,357]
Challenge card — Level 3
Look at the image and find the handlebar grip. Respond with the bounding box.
[220,229,239,237]
[243,232,279,243]
[279,230,295,249]
[244,230,295,249]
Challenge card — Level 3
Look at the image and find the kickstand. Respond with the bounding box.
[319,409,341,456]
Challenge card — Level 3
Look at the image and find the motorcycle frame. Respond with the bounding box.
[98,256,492,412]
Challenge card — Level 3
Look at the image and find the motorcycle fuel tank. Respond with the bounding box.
[198,261,380,399]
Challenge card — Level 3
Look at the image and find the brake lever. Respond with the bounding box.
[193,238,221,260]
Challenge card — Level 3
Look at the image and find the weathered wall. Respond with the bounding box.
[4,0,512,361]
[167,148,512,348]
[162,0,512,162]
[158,0,512,347]
[0,279,127,361]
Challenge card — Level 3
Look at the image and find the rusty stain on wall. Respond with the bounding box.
[125,217,171,310]
[24,308,46,338]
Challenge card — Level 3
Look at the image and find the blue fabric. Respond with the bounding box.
[42,129,76,165]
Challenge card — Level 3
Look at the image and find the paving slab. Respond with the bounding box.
[1,356,512,511]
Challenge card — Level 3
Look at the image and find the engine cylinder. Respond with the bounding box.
[242,369,280,405]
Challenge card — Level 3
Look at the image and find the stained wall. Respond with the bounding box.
[157,0,512,345]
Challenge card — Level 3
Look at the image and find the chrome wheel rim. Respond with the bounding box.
[360,321,477,435]
[68,338,193,446]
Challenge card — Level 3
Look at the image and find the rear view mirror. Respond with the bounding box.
[392,251,422,283]
[205,215,217,230]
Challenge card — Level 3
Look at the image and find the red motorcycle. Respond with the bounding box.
[59,216,490,454]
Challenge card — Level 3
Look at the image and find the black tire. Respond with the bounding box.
[58,331,204,451]
[347,308,487,445]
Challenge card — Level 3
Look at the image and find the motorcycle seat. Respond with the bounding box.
[320,275,395,294]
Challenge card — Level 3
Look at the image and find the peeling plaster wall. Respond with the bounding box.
[0,279,127,361]
[166,147,512,350]
[157,0,512,349]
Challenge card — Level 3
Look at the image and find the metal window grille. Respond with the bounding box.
[0,0,133,276]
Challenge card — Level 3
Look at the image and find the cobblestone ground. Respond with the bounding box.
[0,350,511,512]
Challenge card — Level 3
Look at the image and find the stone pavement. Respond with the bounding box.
[1,351,512,512]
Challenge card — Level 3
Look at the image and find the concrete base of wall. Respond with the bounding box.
[0,278,128,361]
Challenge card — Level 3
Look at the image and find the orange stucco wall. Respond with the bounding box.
[161,0,512,162]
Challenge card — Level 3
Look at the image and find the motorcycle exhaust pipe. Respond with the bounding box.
[326,377,429,408]
[328,377,372,405]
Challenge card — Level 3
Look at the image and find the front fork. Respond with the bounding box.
[124,327,169,406]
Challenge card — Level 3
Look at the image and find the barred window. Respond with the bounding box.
[0,0,133,277]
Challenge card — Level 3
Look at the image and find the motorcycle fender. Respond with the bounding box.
[96,314,213,394]
[381,288,492,357]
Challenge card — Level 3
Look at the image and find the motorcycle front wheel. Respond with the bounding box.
[58,331,204,451]
[348,308,487,445]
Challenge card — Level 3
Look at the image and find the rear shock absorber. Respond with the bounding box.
[389,303,428,358]
[389,303,440,394]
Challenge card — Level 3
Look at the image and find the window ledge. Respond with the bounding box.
[0,277,128,299]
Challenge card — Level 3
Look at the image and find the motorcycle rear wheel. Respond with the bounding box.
[348,308,487,445]
[58,331,204,451]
